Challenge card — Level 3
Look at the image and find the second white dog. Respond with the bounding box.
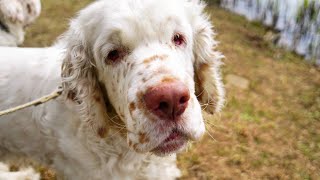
[0,0,41,46]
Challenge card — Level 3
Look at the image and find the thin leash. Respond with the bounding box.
[0,87,63,117]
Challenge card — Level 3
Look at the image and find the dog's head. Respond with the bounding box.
[61,0,224,156]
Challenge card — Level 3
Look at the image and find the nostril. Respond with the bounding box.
[158,101,169,111]
[179,96,189,104]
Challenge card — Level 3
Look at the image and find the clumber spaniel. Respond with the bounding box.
[0,0,224,179]
[0,0,41,46]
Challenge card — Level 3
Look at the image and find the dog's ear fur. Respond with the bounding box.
[61,20,109,138]
[191,1,225,114]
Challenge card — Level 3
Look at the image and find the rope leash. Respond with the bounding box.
[0,87,63,117]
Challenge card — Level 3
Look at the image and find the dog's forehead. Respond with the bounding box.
[77,0,205,48]
[98,0,192,43]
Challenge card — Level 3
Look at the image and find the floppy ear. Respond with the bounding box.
[61,23,109,138]
[192,3,225,114]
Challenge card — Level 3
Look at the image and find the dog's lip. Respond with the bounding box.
[151,129,188,155]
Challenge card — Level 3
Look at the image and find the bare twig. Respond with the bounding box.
[0,87,63,117]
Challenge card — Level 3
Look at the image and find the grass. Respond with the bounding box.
[23,0,91,47]
[21,1,320,179]
[178,5,320,180]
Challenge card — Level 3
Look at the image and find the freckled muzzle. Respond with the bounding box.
[143,81,190,121]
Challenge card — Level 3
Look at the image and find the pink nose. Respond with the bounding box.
[144,81,190,121]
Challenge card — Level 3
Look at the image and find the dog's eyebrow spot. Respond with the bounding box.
[143,54,168,64]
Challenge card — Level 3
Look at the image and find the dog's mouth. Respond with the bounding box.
[151,128,188,155]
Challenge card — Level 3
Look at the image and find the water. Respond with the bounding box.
[221,0,320,65]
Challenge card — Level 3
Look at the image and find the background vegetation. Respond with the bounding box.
[22,0,320,179]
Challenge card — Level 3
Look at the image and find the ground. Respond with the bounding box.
[21,0,320,179]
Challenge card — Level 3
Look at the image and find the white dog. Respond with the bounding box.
[0,0,41,46]
[0,0,224,179]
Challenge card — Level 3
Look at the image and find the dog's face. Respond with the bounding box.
[62,0,224,156]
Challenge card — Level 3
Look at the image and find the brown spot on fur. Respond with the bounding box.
[135,90,162,122]
[133,143,138,151]
[161,77,177,83]
[67,90,81,104]
[40,168,57,180]
[136,91,145,110]
[136,90,159,122]
[139,132,149,144]
[94,95,101,102]
[142,78,147,83]
[199,63,210,72]
[27,4,32,14]
[195,63,210,101]
[97,127,107,138]
[143,55,168,64]
[129,102,136,113]
[129,140,133,147]
[128,62,135,70]
[132,143,143,153]
[9,165,19,172]
[67,91,76,100]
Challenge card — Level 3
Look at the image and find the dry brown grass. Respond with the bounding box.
[23,0,91,47]
[20,1,320,179]
[178,6,320,180]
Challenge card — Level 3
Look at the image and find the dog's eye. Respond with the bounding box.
[106,49,121,63]
[173,33,186,46]
[107,50,120,61]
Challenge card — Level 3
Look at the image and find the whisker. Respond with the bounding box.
[108,115,126,128]
[206,128,217,142]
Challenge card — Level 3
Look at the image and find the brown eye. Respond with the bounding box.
[107,49,120,62]
[173,33,186,46]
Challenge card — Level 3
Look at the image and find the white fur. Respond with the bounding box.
[0,0,224,179]
[0,0,41,46]
[0,162,40,180]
